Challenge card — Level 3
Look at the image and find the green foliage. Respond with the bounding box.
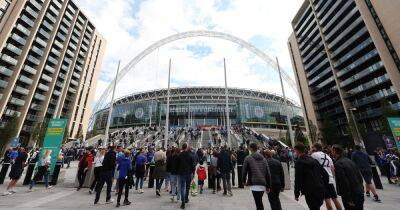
[0,114,19,153]
[308,120,318,143]
[379,99,400,135]
[36,121,48,147]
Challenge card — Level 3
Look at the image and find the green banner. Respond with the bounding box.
[40,118,68,174]
[388,117,400,151]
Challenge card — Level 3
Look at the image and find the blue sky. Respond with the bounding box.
[75,0,304,109]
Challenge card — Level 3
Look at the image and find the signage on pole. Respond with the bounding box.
[388,117,400,151]
[40,118,68,175]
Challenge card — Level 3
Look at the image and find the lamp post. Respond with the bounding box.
[349,107,364,147]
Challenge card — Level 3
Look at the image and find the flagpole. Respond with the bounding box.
[164,59,172,149]
[223,58,231,148]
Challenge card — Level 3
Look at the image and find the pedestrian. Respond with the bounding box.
[196,160,207,194]
[177,143,195,209]
[264,149,284,210]
[29,149,52,191]
[77,147,94,191]
[332,145,365,210]
[89,147,105,194]
[4,147,28,195]
[242,143,271,210]
[217,145,233,196]
[153,148,167,196]
[168,147,180,202]
[351,145,381,202]
[135,148,146,193]
[94,146,116,205]
[116,150,132,207]
[311,143,343,210]
[294,143,328,210]
[236,145,247,188]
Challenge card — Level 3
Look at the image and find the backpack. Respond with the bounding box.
[197,167,207,181]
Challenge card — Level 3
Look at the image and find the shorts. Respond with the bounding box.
[324,184,338,199]
[360,170,372,185]
[198,180,205,186]
[9,167,23,180]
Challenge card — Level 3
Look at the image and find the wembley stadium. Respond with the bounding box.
[92,87,305,137]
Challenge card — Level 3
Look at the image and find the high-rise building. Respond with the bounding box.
[288,0,400,145]
[0,0,106,144]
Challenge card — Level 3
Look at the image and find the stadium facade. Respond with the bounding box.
[93,87,305,134]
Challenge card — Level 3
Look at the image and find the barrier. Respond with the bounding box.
[0,163,10,184]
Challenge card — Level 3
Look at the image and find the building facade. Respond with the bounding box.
[0,0,106,144]
[288,0,400,144]
[93,87,305,138]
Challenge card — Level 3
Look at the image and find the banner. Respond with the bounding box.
[387,117,400,151]
[40,118,68,175]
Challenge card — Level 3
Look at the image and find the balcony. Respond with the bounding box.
[31,46,44,56]
[352,88,397,107]
[68,87,77,93]
[27,55,40,65]
[38,83,50,91]
[14,86,29,95]
[308,67,331,86]
[51,48,61,57]
[30,103,42,111]
[331,27,369,58]
[0,80,9,88]
[50,98,58,105]
[45,13,56,23]
[35,37,47,47]
[29,0,43,11]
[347,74,390,97]
[54,40,63,49]
[20,14,35,27]
[26,114,39,121]
[6,43,22,55]
[34,93,46,101]
[4,109,21,117]
[19,75,33,85]
[0,66,13,77]
[41,73,52,82]
[23,65,37,75]
[333,38,373,68]
[38,28,50,39]
[11,33,27,45]
[16,23,31,36]
[10,97,25,106]
[25,6,39,18]
[340,59,383,88]
[42,20,54,31]
[44,65,55,74]
[53,90,61,96]
[1,53,18,66]
[70,79,79,86]
[47,56,58,65]
[315,96,341,110]
[55,81,63,88]
[22,125,32,132]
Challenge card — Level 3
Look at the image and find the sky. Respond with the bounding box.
[75,0,304,109]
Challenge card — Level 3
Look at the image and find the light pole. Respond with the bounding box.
[349,108,364,147]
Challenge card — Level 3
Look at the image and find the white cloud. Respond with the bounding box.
[76,0,304,109]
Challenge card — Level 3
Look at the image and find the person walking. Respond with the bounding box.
[332,145,365,210]
[217,145,233,196]
[236,145,247,188]
[264,149,284,210]
[153,148,167,196]
[351,145,381,202]
[116,150,132,207]
[94,146,116,205]
[4,147,28,195]
[294,143,328,210]
[208,151,218,193]
[89,147,105,194]
[311,143,343,210]
[242,143,271,210]
[29,150,52,191]
[135,148,146,193]
[168,147,180,202]
[196,160,207,194]
[178,143,195,209]
[77,147,94,191]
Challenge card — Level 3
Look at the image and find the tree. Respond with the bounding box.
[36,121,48,148]
[308,120,318,143]
[0,114,19,153]
[295,123,307,145]
[321,115,339,145]
[379,99,400,135]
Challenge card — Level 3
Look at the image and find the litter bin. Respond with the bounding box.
[23,163,36,185]
[51,162,62,185]
[0,163,10,184]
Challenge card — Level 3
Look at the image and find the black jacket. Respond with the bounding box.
[102,150,116,172]
[242,152,271,188]
[178,151,195,175]
[167,154,180,175]
[266,158,285,190]
[217,150,232,173]
[294,154,328,198]
[237,149,247,165]
[334,156,364,200]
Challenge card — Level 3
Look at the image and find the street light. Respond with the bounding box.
[348,107,365,147]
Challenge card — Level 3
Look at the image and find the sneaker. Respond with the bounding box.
[116,203,120,208]
[123,200,131,205]
[156,189,161,196]
[89,189,93,194]
[170,196,175,202]
[228,191,233,197]
[3,191,12,196]
[366,191,371,197]
[139,189,144,194]
[94,202,101,206]
[46,186,53,189]
[27,189,34,193]
[180,203,185,209]
[212,190,216,194]
[373,195,382,203]
[9,190,16,194]
[105,199,114,204]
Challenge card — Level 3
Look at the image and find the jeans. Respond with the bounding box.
[77,168,88,188]
[179,174,192,204]
[95,170,113,204]
[30,166,49,189]
[210,174,217,192]
[90,167,102,190]
[252,191,264,210]
[156,179,164,190]
[170,175,180,199]
[117,178,130,204]
[267,188,282,210]
[237,165,244,188]
[148,165,155,188]
[221,172,232,194]
[135,177,144,190]
[342,193,364,210]
[231,164,236,186]
[164,174,170,189]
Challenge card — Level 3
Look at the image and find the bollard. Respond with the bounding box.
[51,162,62,185]
[371,165,383,189]
[0,163,10,184]
[23,163,36,185]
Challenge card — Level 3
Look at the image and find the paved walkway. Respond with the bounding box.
[0,162,399,210]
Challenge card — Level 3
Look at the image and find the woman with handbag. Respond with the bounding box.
[28,149,52,191]
[153,148,167,196]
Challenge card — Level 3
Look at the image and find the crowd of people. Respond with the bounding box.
[1,124,399,210]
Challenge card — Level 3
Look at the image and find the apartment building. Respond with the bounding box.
[288,0,400,144]
[0,0,106,144]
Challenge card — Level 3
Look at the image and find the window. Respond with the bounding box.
[0,0,10,21]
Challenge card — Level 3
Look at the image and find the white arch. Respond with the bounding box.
[93,30,297,116]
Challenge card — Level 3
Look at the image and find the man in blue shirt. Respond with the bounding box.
[116,150,132,207]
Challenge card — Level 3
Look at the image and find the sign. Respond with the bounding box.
[10,137,19,148]
[40,118,68,175]
[388,117,400,151]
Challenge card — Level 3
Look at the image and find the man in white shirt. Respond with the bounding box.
[311,143,342,210]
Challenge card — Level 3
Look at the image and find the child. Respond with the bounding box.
[196,161,207,194]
